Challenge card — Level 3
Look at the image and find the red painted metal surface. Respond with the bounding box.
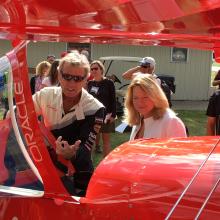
[0,119,11,182]
[87,137,220,219]
[0,1,220,219]
[0,0,220,51]
[0,137,220,219]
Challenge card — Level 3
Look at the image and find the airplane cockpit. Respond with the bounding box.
[0,50,44,194]
[0,42,87,200]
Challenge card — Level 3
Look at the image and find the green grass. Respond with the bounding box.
[93,110,207,166]
[213,62,220,67]
[176,110,206,136]
[0,106,4,120]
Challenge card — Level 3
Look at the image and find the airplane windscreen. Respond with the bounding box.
[0,56,44,193]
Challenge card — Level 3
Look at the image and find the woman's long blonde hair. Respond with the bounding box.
[35,61,51,77]
[123,74,169,126]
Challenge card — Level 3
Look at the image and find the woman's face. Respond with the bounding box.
[90,63,103,80]
[132,86,154,118]
[42,67,50,76]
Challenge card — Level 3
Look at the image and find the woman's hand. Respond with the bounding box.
[55,136,81,160]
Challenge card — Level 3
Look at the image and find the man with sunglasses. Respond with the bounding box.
[122,57,174,107]
[122,57,160,84]
[32,51,105,195]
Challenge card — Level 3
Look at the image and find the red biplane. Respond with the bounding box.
[0,1,220,219]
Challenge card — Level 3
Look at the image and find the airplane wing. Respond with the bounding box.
[0,0,220,57]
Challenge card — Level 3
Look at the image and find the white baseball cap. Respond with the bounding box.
[139,57,156,67]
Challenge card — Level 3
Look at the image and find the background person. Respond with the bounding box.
[122,56,160,84]
[123,74,186,140]
[47,54,56,64]
[30,61,51,94]
[0,72,4,105]
[42,59,60,87]
[212,69,220,88]
[87,60,116,156]
[80,49,90,62]
[122,56,174,107]
[206,90,220,135]
[32,52,105,194]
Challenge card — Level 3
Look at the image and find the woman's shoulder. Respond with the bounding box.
[164,108,177,118]
[162,109,185,127]
[103,78,115,88]
[42,77,51,85]
[160,108,181,123]
[104,77,114,83]
[87,79,94,84]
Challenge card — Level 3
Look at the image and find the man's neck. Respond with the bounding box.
[62,91,82,113]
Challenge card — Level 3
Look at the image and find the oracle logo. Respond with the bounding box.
[14,81,42,162]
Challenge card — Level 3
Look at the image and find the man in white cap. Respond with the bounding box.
[123,57,176,108]
[122,56,160,84]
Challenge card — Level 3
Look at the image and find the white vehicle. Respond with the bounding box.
[99,56,176,115]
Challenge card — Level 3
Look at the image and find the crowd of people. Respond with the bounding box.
[24,50,219,195]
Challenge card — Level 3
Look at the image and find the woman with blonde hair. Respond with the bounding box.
[42,59,60,87]
[124,74,186,140]
[30,60,51,94]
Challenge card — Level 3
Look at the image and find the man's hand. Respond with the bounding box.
[55,136,81,160]
[104,113,112,124]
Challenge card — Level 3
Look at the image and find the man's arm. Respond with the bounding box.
[122,66,141,80]
[55,107,104,173]
[32,90,44,115]
[212,80,220,87]
[71,107,104,172]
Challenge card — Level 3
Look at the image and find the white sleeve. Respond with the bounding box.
[32,91,43,115]
[166,117,187,138]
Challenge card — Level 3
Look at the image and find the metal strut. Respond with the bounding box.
[165,138,220,220]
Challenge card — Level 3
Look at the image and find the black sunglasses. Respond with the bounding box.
[91,67,98,71]
[141,64,150,68]
[60,70,86,82]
